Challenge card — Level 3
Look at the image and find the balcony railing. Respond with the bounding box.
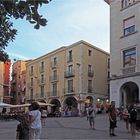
[63,87,75,94]
[88,70,94,77]
[39,79,46,85]
[50,75,58,82]
[49,91,59,97]
[51,61,58,69]
[29,70,34,76]
[67,56,73,63]
[88,88,93,93]
[64,70,75,78]
[39,66,45,73]
[28,82,33,88]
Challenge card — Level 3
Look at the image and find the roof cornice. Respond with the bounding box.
[104,0,114,5]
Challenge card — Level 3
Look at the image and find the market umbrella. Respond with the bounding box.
[0,102,14,108]
[11,103,31,108]
[37,102,55,107]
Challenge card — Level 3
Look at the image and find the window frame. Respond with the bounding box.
[123,47,136,67]
[123,16,135,36]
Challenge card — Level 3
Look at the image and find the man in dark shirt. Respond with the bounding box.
[129,104,137,136]
[108,101,117,136]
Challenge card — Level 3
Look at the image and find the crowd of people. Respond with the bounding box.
[85,101,140,138]
[9,101,140,139]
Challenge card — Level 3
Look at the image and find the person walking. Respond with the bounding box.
[88,104,96,130]
[29,102,42,140]
[129,104,137,136]
[123,106,130,131]
[108,101,117,136]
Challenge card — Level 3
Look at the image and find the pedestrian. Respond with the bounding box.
[108,101,117,136]
[129,104,137,136]
[41,108,47,126]
[122,105,129,131]
[29,102,42,140]
[16,114,30,140]
[85,107,89,120]
[88,104,96,130]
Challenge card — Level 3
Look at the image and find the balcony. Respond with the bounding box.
[67,56,73,63]
[39,79,46,85]
[51,61,58,69]
[63,87,75,94]
[39,66,44,73]
[28,82,33,88]
[29,70,34,76]
[64,70,75,78]
[50,91,59,97]
[88,70,94,77]
[50,75,58,82]
[122,66,135,75]
[88,88,93,93]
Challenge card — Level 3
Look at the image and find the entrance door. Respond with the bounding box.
[120,82,139,106]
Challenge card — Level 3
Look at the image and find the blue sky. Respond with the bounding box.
[6,0,110,61]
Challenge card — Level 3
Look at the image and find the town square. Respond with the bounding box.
[1,0,140,139]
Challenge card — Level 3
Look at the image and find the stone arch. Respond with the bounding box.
[50,99,61,113]
[62,96,78,116]
[120,81,139,106]
[64,96,78,108]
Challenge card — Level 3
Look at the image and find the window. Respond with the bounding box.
[88,50,92,56]
[54,57,57,66]
[40,86,44,97]
[68,50,73,62]
[30,66,33,75]
[88,65,93,77]
[108,58,110,69]
[41,61,44,71]
[31,78,33,86]
[123,48,136,67]
[68,80,73,92]
[123,16,135,36]
[88,80,93,93]
[52,83,57,96]
[53,70,57,80]
[30,88,33,99]
[68,65,73,73]
[88,65,92,73]
[41,74,44,83]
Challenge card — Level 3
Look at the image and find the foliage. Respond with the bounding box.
[0,0,51,62]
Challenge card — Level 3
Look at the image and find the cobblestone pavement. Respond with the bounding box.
[0,113,137,140]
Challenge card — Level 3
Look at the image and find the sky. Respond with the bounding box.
[6,0,110,61]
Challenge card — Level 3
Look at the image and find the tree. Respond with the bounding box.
[0,0,51,62]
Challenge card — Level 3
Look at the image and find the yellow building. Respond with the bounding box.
[26,40,110,115]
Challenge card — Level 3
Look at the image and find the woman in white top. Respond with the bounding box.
[29,102,42,140]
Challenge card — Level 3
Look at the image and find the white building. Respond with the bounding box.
[105,0,140,107]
